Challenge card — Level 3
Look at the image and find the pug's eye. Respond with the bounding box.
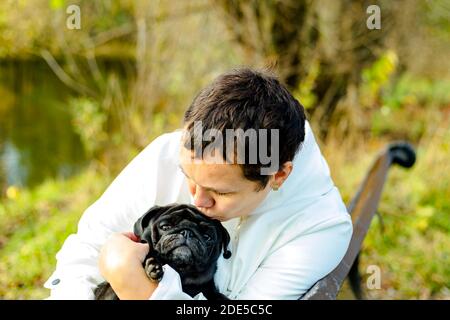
[203,234,212,241]
[160,224,172,231]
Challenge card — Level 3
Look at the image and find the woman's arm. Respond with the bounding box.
[44,133,178,299]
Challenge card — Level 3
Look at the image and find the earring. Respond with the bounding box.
[271,183,279,191]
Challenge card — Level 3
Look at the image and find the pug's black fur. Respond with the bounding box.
[94,204,231,300]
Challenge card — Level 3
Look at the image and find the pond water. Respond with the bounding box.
[0,60,87,190]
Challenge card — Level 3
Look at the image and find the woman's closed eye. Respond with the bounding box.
[214,191,230,196]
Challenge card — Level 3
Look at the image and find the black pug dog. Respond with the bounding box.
[94,204,231,300]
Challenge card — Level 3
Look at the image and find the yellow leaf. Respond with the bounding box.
[6,186,19,200]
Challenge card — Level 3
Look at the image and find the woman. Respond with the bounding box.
[45,68,352,299]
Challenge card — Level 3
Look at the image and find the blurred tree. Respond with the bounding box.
[214,0,400,138]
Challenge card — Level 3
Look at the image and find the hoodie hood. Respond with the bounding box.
[250,120,335,217]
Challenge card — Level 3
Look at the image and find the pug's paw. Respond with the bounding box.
[144,257,164,282]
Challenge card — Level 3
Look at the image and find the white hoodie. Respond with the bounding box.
[44,120,352,300]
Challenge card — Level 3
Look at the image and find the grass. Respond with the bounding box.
[0,168,111,299]
[0,114,449,299]
[326,116,450,299]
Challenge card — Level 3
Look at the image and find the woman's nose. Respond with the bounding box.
[192,185,214,208]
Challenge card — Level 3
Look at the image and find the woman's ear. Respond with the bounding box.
[271,161,293,189]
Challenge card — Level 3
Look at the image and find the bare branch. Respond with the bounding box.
[40,49,97,97]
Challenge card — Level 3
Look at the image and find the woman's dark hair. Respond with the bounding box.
[182,68,306,191]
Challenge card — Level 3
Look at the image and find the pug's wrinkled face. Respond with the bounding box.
[154,212,220,272]
[135,204,230,279]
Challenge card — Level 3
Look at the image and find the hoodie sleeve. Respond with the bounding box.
[44,133,178,299]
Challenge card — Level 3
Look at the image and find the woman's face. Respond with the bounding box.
[179,147,272,222]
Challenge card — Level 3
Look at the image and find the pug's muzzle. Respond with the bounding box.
[157,229,206,269]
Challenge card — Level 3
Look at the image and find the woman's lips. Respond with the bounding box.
[196,207,226,221]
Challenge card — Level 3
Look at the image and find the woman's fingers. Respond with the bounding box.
[135,241,150,262]
[99,233,149,275]
[123,231,141,242]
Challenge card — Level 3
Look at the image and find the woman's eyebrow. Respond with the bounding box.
[178,164,236,194]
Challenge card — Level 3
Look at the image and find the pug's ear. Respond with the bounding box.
[217,222,231,259]
[133,205,166,240]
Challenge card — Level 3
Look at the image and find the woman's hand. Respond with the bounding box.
[98,232,158,299]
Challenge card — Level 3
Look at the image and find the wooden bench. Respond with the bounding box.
[300,142,416,300]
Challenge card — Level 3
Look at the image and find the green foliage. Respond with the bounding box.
[294,59,319,110]
[382,74,450,110]
[371,75,450,141]
[0,207,80,299]
[49,0,65,10]
[360,50,398,108]
[69,97,108,158]
[0,169,110,299]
